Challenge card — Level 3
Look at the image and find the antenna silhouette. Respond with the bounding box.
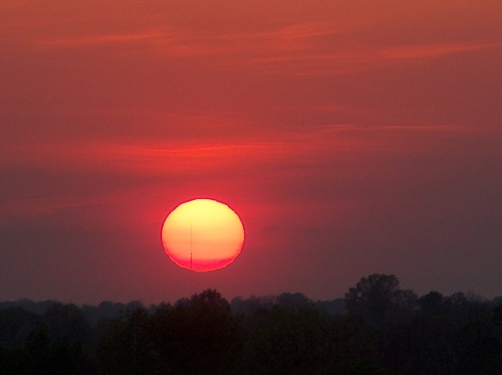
[190,223,193,271]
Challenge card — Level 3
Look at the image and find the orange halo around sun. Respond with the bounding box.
[161,199,245,272]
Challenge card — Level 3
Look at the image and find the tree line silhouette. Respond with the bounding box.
[1,274,502,374]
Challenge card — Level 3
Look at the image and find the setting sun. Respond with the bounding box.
[161,199,245,272]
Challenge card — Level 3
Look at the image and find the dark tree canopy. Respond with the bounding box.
[345,274,417,326]
[2,281,502,374]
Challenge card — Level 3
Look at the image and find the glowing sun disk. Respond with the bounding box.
[161,199,244,272]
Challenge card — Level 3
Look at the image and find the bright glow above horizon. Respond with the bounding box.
[161,199,245,272]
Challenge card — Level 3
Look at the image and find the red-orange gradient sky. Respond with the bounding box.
[1,1,501,304]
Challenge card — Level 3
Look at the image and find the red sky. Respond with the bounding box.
[1,1,501,304]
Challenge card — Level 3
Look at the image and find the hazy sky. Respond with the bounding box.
[1,1,501,304]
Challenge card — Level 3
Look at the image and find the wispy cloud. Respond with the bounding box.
[381,43,500,60]
[0,195,124,219]
[0,124,472,180]
[40,29,177,48]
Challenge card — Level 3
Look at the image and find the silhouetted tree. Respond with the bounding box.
[0,307,38,348]
[418,291,444,317]
[150,289,242,375]
[243,304,329,375]
[0,346,31,375]
[276,292,311,308]
[24,322,50,374]
[345,274,417,327]
[95,307,153,375]
[230,295,275,316]
[95,318,129,374]
[43,303,90,346]
[322,313,385,374]
[3,277,502,374]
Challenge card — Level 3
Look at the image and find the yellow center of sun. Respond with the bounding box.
[161,199,244,272]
